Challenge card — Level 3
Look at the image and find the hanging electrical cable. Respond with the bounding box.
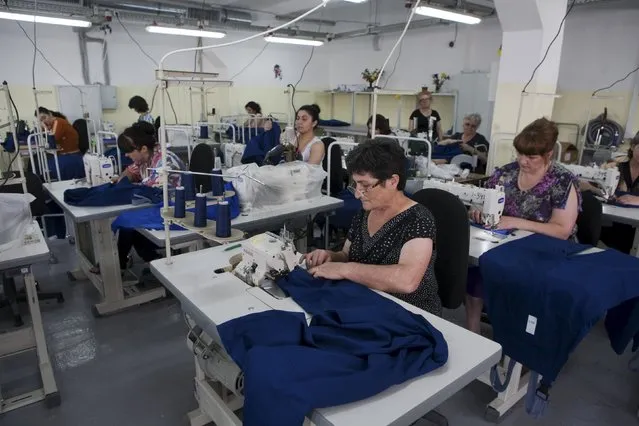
[592,65,639,97]
[230,43,269,81]
[382,8,414,89]
[521,0,576,94]
[116,12,179,123]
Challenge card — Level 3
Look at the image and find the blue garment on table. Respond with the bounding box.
[319,119,350,127]
[47,153,85,181]
[606,191,639,208]
[479,234,639,393]
[218,267,448,426]
[431,143,463,161]
[241,121,281,165]
[110,182,240,233]
[226,124,266,143]
[63,177,162,207]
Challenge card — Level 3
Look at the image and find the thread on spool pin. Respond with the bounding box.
[211,169,224,196]
[216,201,231,238]
[194,193,207,227]
[174,186,186,218]
[183,173,196,201]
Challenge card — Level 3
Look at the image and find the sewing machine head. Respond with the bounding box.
[421,179,505,227]
[83,153,115,186]
[563,164,620,200]
[232,231,305,299]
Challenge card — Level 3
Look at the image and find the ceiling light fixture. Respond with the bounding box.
[264,36,324,47]
[0,11,92,28]
[415,5,481,25]
[344,0,368,3]
[145,25,226,39]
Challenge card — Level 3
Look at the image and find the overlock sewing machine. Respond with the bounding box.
[563,163,620,200]
[421,179,505,227]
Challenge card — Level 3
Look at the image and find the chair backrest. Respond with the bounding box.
[321,137,345,196]
[576,190,602,245]
[189,143,215,193]
[412,188,469,309]
[72,119,90,154]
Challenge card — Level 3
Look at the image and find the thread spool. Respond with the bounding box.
[216,201,231,238]
[183,173,196,201]
[211,169,224,197]
[199,122,209,139]
[174,186,186,218]
[194,193,207,227]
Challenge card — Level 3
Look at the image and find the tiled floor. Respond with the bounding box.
[1,239,638,426]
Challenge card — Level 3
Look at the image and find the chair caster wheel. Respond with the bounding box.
[484,407,504,424]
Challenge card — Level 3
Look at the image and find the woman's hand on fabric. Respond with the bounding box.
[616,194,639,206]
[461,143,474,154]
[263,119,273,131]
[309,262,347,281]
[305,249,332,268]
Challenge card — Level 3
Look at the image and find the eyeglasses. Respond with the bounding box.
[419,97,432,102]
[347,180,382,197]
[463,122,478,129]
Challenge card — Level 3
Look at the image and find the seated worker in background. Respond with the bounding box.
[466,117,581,333]
[128,95,154,124]
[244,101,264,128]
[440,113,490,173]
[366,114,394,138]
[408,91,443,142]
[294,104,325,165]
[600,134,639,253]
[92,122,185,275]
[306,139,442,316]
[37,107,79,154]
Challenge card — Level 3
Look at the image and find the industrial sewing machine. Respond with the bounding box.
[563,163,620,200]
[83,153,115,186]
[232,231,306,299]
[422,179,505,227]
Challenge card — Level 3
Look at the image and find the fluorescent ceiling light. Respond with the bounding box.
[264,36,324,47]
[415,6,481,25]
[344,0,368,3]
[145,25,226,39]
[0,11,92,28]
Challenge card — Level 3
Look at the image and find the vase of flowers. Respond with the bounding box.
[362,68,382,91]
[432,73,450,93]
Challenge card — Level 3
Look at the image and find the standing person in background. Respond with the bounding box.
[128,96,154,124]
[409,91,443,142]
[36,107,79,154]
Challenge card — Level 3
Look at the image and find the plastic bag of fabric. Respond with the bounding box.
[223,143,246,168]
[252,162,327,209]
[225,163,260,211]
[0,193,35,253]
[414,157,460,180]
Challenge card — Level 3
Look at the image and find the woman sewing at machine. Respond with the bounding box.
[440,113,489,173]
[37,107,79,154]
[465,117,581,334]
[305,139,441,315]
[408,91,443,142]
[244,101,264,128]
[367,114,394,138]
[293,104,325,165]
[91,122,185,275]
[128,96,154,124]
[599,135,639,253]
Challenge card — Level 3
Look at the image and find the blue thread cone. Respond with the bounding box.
[211,169,224,197]
[216,201,231,238]
[183,173,196,201]
[174,186,186,218]
[193,193,207,227]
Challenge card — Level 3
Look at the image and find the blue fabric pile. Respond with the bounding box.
[219,267,448,426]
[240,121,281,165]
[63,177,162,207]
[479,234,639,415]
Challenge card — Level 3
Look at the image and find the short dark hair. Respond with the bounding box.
[513,117,558,156]
[35,106,66,120]
[346,139,407,190]
[367,114,391,136]
[118,121,157,154]
[128,96,149,114]
[244,101,262,114]
[297,104,321,128]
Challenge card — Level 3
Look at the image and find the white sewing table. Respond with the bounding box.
[150,244,502,426]
[602,204,639,257]
[322,125,368,138]
[43,180,164,317]
[139,196,344,248]
[0,222,59,413]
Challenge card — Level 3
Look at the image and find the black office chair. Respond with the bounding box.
[0,171,65,326]
[72,118,90,155]
[189,143,216,194]
[321,137,345,196]
[412,188,469,310]
[577,190,603,246]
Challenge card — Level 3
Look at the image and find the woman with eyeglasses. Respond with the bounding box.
[440,113,489,173]
[408,90,443,142]
[305,139,442,315]
[465,118,581,334]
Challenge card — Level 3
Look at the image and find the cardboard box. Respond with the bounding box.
[558,142,578,164]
